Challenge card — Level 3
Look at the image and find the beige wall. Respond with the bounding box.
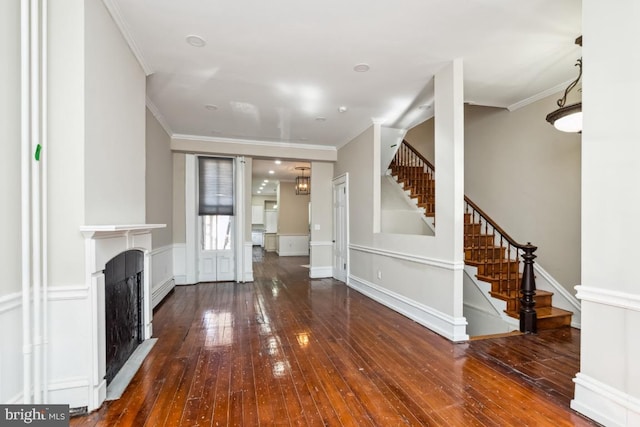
[145,109,173,248]
[0,0,21,296]
[309,161,334,269]
[84,0,146,225]
[404,94,581,294]
[277,182,310,234]
[405,117,434,164]
[172,153,186,243]
[464,100,581,293]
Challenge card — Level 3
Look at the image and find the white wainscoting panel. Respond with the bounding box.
[277,234,309,256]
[47,285,93,409]
[173,243,187,285]
[349,275,468,342]
[572,373,640,427]
[309,240,333,279]
[243,242,254,282]
[150,245,175,307]
[310,266,333,278]
[0,292,23,404]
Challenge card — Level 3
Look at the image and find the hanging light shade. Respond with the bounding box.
[295,166,310,195]
[546,36,583,133]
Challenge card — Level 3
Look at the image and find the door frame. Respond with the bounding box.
[332,173,349,283]
[185,154,244,284]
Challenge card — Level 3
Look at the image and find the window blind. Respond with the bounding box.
[198,157,234,215]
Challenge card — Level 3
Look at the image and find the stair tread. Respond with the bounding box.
[489,289,553,297]
[505,307,573,319]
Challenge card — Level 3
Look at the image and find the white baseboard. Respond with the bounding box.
[572,373,640,427]
[277,249,309,256]
[47,377,91,408]
[151,277,175,308]
[349,275,468,342]
[174,275,188,285]
[310,266,332,278]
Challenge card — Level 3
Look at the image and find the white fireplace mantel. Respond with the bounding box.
[80,223,165,411]
[80,223,166,239]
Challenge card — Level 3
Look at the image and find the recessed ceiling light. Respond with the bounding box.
[205,104,218,111]
[315,117,327,122]
[274,160,281,164]
[268,170,275,174]
[353,63,370,72]
[338,106,348,113]
[263,179,269,183]
[186,35,206,47]
[257,191,262,194]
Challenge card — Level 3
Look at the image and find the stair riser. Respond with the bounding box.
[476,263,519,276]
[465,248,507,261]
[464,235,495,247]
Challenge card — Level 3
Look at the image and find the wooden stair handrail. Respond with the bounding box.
[463,197,529,250]
[400,140,435,171]
[391,140,539,333]
[399,140,528,250]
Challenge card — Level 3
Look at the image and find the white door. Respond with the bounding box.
[198,215,235,282]
[333,175,348,282]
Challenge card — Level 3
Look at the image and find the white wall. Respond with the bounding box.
[335,61,467,342]
[48,0,86,286]
[84,0,146,225]
[0,0,22,298]
[572,1,640,425]
[0,0,23,403]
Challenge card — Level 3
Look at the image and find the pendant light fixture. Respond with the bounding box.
[546,36,583,133]
[295,166,310,195]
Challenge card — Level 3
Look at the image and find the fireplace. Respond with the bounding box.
[80,224,165,410]
[104,250,144,384]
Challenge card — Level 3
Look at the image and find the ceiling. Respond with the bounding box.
[106,0,581,191]
[251,159,309,196]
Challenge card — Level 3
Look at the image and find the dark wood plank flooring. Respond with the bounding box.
[71,248,597,426]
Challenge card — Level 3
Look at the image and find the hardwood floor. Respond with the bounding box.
[71,248,597,426]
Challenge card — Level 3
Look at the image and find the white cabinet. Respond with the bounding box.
[251,231,263,246]
[265,210,277,232]
[251,205,264,224]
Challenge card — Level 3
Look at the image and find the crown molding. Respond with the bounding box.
[102,0,153,76]
[172,133,337,152]
[145,96,173,136]
[507,78,574,112]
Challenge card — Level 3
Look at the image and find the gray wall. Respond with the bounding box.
[145,109,173,248]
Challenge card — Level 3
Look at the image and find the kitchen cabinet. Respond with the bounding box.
[251,205,264,224]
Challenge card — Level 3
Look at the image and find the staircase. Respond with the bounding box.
[390,140,572,331]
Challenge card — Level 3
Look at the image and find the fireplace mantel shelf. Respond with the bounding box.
[80,224,166,239]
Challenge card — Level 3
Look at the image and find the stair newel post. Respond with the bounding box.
[519,243,538,334]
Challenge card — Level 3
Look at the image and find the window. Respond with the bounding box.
[201,215,232,250]
[198,157,234,215]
